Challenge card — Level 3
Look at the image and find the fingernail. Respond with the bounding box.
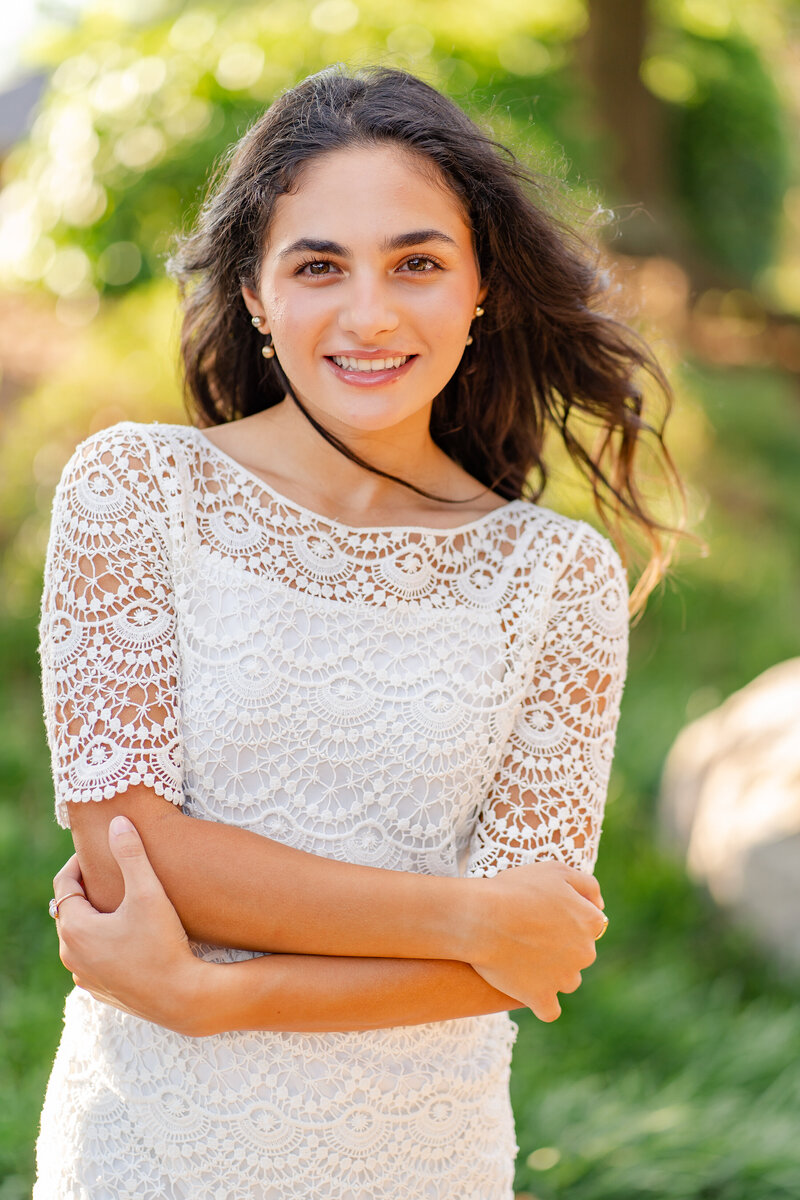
[110,815,134,836]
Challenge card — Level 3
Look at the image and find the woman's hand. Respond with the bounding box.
[466,860,607,1023]
[53,815,208,1036]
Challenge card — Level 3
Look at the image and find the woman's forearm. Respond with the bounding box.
[68,788,480,964]
[191,953,522,1036]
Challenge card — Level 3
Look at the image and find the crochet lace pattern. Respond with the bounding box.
[35,422,629,1200]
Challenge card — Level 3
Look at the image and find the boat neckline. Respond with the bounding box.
[188,425,527,538]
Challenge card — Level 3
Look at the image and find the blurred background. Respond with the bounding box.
[1,1,799,1197]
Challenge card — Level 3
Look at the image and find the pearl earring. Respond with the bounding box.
[466,303,484,345]
[250,314,274,356]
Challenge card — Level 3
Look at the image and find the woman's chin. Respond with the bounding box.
[287,380,434,436]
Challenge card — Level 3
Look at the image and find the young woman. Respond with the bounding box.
[36,65,679,1199]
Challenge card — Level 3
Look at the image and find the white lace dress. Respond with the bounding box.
[34,421,629,1200]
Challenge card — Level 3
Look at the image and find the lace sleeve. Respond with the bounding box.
[464,524,629,878]
[37,423,183,829]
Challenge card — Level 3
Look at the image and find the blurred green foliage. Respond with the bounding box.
[646,0,794,281]
[0,0,794,301]
[2,1,800,1196]
[0,280,184,619]
[0,0,588,303]
[670,33,789,281]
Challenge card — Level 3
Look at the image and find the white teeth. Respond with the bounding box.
[331,355,411,371]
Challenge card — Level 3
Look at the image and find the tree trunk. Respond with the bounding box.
[582,0,673,256]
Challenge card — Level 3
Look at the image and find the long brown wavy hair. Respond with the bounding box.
[166,63,686,614]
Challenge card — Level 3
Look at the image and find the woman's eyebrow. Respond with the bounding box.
[276,229,459,261]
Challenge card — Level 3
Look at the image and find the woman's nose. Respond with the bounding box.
[338,275,399,341]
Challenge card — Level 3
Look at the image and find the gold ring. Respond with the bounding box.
[49,891,85,919]
[595,914,609,941]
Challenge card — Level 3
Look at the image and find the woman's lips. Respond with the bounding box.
[324,354,417,385]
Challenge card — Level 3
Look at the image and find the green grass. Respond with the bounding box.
[1,360,799,1196]
[510,360,800,1197]
[0,614,73,1196]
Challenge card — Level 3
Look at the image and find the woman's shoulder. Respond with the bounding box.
[67,419,194,461]
[59,419,197,482]
[494,501,628,604]
[53,421,197,518]
[497,500,623,565]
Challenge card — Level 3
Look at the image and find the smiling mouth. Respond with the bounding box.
[329,354,415,372]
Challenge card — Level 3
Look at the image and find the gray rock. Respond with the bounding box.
[658,658,800,969]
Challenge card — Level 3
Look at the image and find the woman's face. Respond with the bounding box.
[242,143,486,436]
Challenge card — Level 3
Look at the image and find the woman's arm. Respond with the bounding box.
[193,955,521,1035]
[55,818,595,1031]
[69,789,476,960]
[457,524,630,1015]
[64,798,604,1018]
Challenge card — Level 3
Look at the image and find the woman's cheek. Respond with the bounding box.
[274,307,328,373]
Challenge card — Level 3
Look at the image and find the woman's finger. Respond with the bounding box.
[107,815,167,905]
[560,866,604,910]
[558,972,583,995]
[53,853,84,899]
[51,856,90,969]
[531,994,562,1023]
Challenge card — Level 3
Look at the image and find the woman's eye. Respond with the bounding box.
[296,260,335,276]
[403,256,438,273]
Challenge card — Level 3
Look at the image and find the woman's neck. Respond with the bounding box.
[239,397,477,523]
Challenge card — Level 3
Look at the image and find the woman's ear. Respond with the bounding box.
[241,285,265,324]
[477,282,488,305]
[239,285,271,333]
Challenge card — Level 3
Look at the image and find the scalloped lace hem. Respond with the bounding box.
[55,772,183,828]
